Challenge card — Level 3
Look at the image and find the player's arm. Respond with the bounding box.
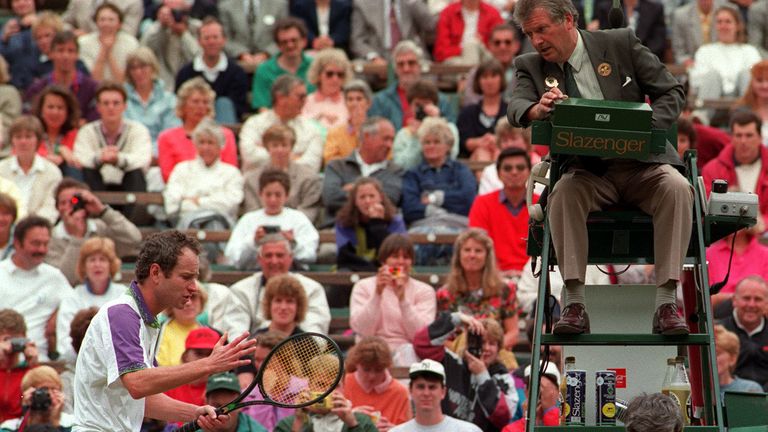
[122,332,256,399]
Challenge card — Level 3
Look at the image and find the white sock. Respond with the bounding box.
[655,280,678,309]
[564,279,586,306]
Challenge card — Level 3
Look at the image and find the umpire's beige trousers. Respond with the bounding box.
[547,160,693,285]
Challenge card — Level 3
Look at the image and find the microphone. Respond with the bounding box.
[608,0,624,28]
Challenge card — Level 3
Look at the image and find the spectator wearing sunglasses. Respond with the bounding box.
[301,48,353,130]
[469,148,534,278]
[461,23,520,108]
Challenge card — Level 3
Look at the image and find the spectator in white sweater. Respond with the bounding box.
[238,75,324,172]
[163,118,244,224]
[73,82,151,195]
[224,169,319,270]
[0,116,61,223]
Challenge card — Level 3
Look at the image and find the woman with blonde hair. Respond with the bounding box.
[157,77,238,182]
[0,365,74,429]
[714,324,762,397]
[302,48,353,129]
[56,237,126,364]
[123,46,180,152]
[156,286,209,366]
[436,228,519,366]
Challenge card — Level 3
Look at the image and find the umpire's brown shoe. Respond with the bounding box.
[553,303,590,334]
[652,303,689,335]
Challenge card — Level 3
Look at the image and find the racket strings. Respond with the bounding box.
[260,334,342,405]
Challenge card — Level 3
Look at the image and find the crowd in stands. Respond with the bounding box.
[1,0,768,431]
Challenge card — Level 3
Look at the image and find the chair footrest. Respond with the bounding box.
[540,333,710,345]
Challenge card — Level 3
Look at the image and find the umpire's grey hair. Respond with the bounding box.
[625,393,683,432]
[392,40,424,60]
[513,0,579,26]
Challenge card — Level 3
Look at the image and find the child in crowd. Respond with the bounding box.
[225,169,319,270]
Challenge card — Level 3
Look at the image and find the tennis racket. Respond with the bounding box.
[175,332,344,432]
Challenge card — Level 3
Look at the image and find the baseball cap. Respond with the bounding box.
[206,372,241,395]
[408,359,446,384]
[524,360,561,387]
[185,327,220,350]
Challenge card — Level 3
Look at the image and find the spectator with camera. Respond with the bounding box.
[45,178,141,286]
[0,217,68,362]
[0,309,38,423]
[349,234,436,366]
[1,365,72,430]
[392,80,460,171]
[225,169,319,270]
[274,359,377,432]
[368,41,456,131]
[413,311,517,431]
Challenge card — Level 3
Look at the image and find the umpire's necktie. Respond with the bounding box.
[564,61,582,98]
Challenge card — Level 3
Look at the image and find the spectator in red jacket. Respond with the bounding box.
[0,309,38,423]
[434,0,503,65]
[702,110,768,221]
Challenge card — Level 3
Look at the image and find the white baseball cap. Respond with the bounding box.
[409,359,446,384]
[524,360,562,387]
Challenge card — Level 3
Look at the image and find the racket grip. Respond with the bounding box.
[175,420,199,432]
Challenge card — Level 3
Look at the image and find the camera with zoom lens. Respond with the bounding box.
[30,388,52,412]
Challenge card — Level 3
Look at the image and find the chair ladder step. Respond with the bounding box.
[540,333,711,345]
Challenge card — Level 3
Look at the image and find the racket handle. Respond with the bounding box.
[175,420,199,432]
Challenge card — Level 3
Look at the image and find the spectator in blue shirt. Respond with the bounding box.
[402,117,477,265]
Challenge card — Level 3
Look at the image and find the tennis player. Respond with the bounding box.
[72,231,258,431]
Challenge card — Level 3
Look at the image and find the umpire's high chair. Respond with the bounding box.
[523,98,755,431]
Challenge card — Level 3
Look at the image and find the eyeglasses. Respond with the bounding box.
[501,163,528,172]
[492,39,515,47]
[323,70,346,79]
